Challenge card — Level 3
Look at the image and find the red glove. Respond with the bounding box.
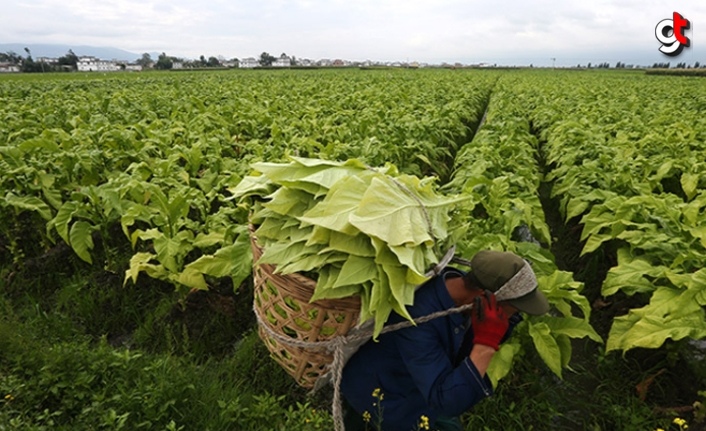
[471,291,510,351]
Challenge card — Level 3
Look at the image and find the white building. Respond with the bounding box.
[273,55,291,67]
[0,63,20,73]
[77,56,120,72]
[36,57,59,64]
[239,57,259,68]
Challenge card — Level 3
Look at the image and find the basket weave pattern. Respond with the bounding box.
[250,226,361,388]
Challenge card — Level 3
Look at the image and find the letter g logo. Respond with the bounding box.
[656,12,691,56]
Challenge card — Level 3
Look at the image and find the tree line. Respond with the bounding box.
[572,61,703,69]
[0,48,78,72]
[139,53,238,70]
[144,51,292,69]
[0,49,238,72]
[0,48,291,72]
[3,48,703,72]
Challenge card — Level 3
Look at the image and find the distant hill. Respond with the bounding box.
[0,43,157,61]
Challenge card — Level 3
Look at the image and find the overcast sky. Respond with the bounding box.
[2,0,704,66]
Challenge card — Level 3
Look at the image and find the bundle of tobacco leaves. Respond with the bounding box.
[230,157,466,336]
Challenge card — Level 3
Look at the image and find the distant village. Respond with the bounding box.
[1,49,702,73]
[0,51,448,73]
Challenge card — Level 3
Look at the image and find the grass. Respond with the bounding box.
[0,321,331,430]
[0,239,333,430]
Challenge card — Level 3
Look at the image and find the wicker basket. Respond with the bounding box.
[249,225,361,388]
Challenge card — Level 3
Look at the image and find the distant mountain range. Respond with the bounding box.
[0,43,159,61]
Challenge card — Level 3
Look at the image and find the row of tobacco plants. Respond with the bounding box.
[522,71,706,352]
[454,70,706,430]
[0,70,492,296]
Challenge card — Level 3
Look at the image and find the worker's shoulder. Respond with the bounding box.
[408,273,456,316]
[388,267,464,324]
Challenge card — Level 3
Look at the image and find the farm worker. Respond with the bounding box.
[341,250,550,431]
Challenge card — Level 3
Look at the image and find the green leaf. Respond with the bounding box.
[556,334,573,370]
[606,286,706,352]
[167,191,189,227]
[187,241,248,280]
[258,240,323,273]
[277,251,346,275]
[265,187,317,217]
[681,173,699,201]
[124,252,168,285]
[565,198,589,221]
[298,173,372,235]
[371,279,393,339]
[487,341,521,387]
[602,248,665,297]
[254,216,288,240]
[607,310,706,352]
[542,316,602,344]
[383,263,415,312]
[41,183,63,211]
[18,136,60,153]
[226,173,273,200]
[319,231,376,257]
[528,321,563,378]
[690,225,706,249]
[581,234,611,256]
[192,231,226,249]
[69,221,95,264]
[349,176,447,247]
[537,270,590,320]
[152,230,194,273]
[49,201,79,245]
[252,158,364,195]
[4,192,53,221]
[654,161,673,180]
[683,195,706,226]
[120,203,153,240]
[333,255,377,289]
[388,244,429,278]
[177,267,208,291]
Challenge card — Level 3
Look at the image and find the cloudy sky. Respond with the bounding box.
[2,0,704,66]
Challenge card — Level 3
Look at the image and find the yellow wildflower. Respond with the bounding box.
[419,415,430,430]
[372,388,381,398]
[4,394,13,401]
[673,417,688,429]
[362,411,371,423]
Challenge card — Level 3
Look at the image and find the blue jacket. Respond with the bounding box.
[341,268,497,431]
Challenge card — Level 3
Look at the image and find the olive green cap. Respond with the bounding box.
[470,250,550,315]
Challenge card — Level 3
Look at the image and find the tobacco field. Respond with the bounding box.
[0,68,705,430]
